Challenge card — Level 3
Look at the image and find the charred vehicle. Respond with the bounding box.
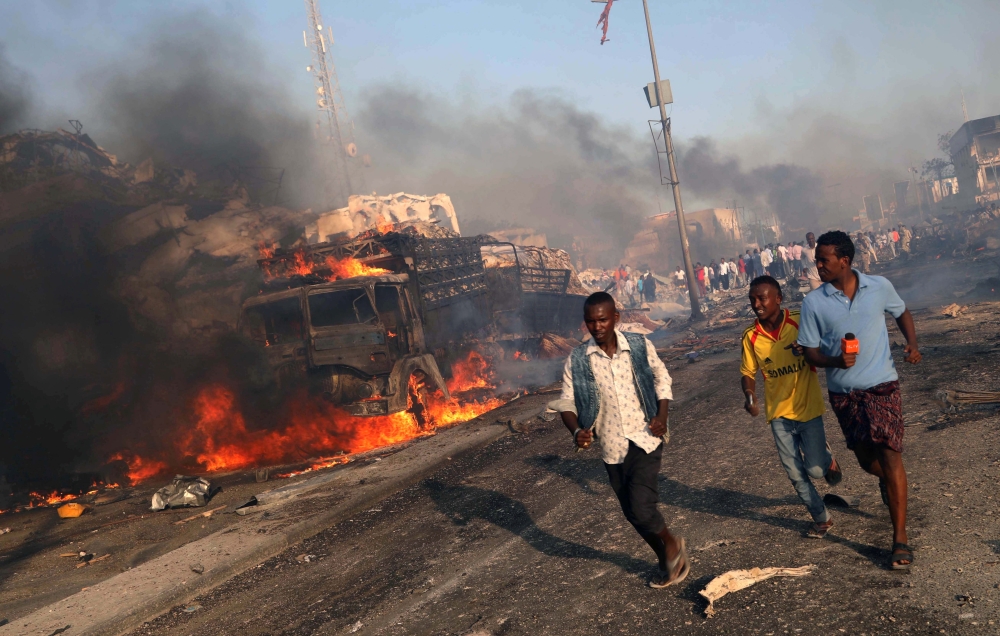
[239,231,585,415]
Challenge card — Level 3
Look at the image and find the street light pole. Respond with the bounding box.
[640,0,704,320]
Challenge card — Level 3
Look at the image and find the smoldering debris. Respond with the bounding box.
[150,475,217,511]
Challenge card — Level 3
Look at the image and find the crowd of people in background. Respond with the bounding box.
[675,223,913,299]
[580,223,913,307]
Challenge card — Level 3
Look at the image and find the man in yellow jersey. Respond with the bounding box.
[741,275,843,538]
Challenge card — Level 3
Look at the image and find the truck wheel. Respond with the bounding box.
[407,371,431,430]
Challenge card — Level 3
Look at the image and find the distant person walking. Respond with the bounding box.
[741,275,842,537]
[801,233,821,290]
[752,249,763,279]
[789,242,803,277]
[555,292,688,588]
[855,232,873,273]
[798,231,922,570]
[760,245,773,277]
[673,266,685,290]
[899,224,912,254]
[644,272,657,302]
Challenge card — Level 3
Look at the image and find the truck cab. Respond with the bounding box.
[239,274,449,416]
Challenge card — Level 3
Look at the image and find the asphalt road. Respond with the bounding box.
[126,290,1000,635]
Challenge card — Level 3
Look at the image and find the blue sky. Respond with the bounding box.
[3,0,998,181]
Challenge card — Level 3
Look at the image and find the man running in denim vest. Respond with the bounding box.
[740,276,843,538]
[798,231,922,570]
[554,292,687,588]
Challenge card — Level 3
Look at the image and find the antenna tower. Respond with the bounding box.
[303,0,365,203]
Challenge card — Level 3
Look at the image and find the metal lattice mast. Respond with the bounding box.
[303,0,363,200]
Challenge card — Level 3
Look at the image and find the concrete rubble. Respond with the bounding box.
[311,192,461,242]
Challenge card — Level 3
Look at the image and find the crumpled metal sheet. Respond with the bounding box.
[151,475,216,511]
[700,565,815,618]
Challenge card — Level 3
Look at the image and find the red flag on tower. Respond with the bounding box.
[596,0,615,45]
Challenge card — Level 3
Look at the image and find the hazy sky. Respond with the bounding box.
[4,1,996,140]
[2,0,998,220]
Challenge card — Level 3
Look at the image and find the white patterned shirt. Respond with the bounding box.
[559,330,673,464]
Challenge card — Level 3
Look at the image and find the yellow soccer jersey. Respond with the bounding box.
[740,309,825,423]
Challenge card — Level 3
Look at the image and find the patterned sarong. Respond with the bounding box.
[828,380,903,453]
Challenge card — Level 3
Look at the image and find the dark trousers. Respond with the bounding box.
[604,441,666,538]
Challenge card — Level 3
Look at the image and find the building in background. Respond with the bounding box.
[950,115,1000,207]
[623,208,762,271]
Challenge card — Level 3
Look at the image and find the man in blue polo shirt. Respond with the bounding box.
[797,230,922,570]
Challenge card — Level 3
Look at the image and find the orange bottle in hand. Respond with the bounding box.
[842,332,859,355]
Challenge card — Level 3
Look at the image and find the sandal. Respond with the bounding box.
[649,538,690,589]
[805,519,833,539]
[890,543,914,570]
[879,479,890,507]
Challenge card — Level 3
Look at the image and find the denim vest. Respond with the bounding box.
[569,331,659,430]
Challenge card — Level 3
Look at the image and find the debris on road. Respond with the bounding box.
[823,493,860,508]
[941,303,968,317]
[173,504,226,525]
[699,565,816,618]
[936,389,1000,414]
[190,563,205,574]
[0,527,10,535]
[536,333,578,359]
[56,503,87,518]
[76,554,110,569]
[694,539,743,552]
[151,475,217,511]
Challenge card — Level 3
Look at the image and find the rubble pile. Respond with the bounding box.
[311,192,461,242]
[0,128,483,337]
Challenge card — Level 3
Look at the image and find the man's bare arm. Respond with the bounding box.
[560,411,591,449]
[894,309,922,364]
[741,376,759,417]
[649,399,669,437]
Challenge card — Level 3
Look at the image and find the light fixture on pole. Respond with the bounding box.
[590,0,704,320]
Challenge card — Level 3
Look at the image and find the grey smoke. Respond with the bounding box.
[355,84,855,257]
[357,86,656,256]
[676,137,831,229]
[0,45,32,134]
[83,11,335,209]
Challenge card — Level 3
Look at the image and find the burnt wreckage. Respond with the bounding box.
[240,232,586,415]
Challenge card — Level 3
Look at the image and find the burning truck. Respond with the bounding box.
[241,229,588,417]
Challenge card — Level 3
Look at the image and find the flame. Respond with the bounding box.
[323,254,390,279]
[262,247,389,281]
[447,350,495,393]
[257,241,276,259]
[513,351,529,361]
[32,491,78,506]
[375,216,395,234]
[109,351,506,482]
[108,451,168,484]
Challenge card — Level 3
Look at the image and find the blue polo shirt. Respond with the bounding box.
[797,270,906,393]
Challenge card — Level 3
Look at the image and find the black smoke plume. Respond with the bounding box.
[85,11,334,209]
[0,45,31,134]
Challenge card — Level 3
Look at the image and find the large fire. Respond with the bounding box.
[259,242,389,281]
[107,350,504,484]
